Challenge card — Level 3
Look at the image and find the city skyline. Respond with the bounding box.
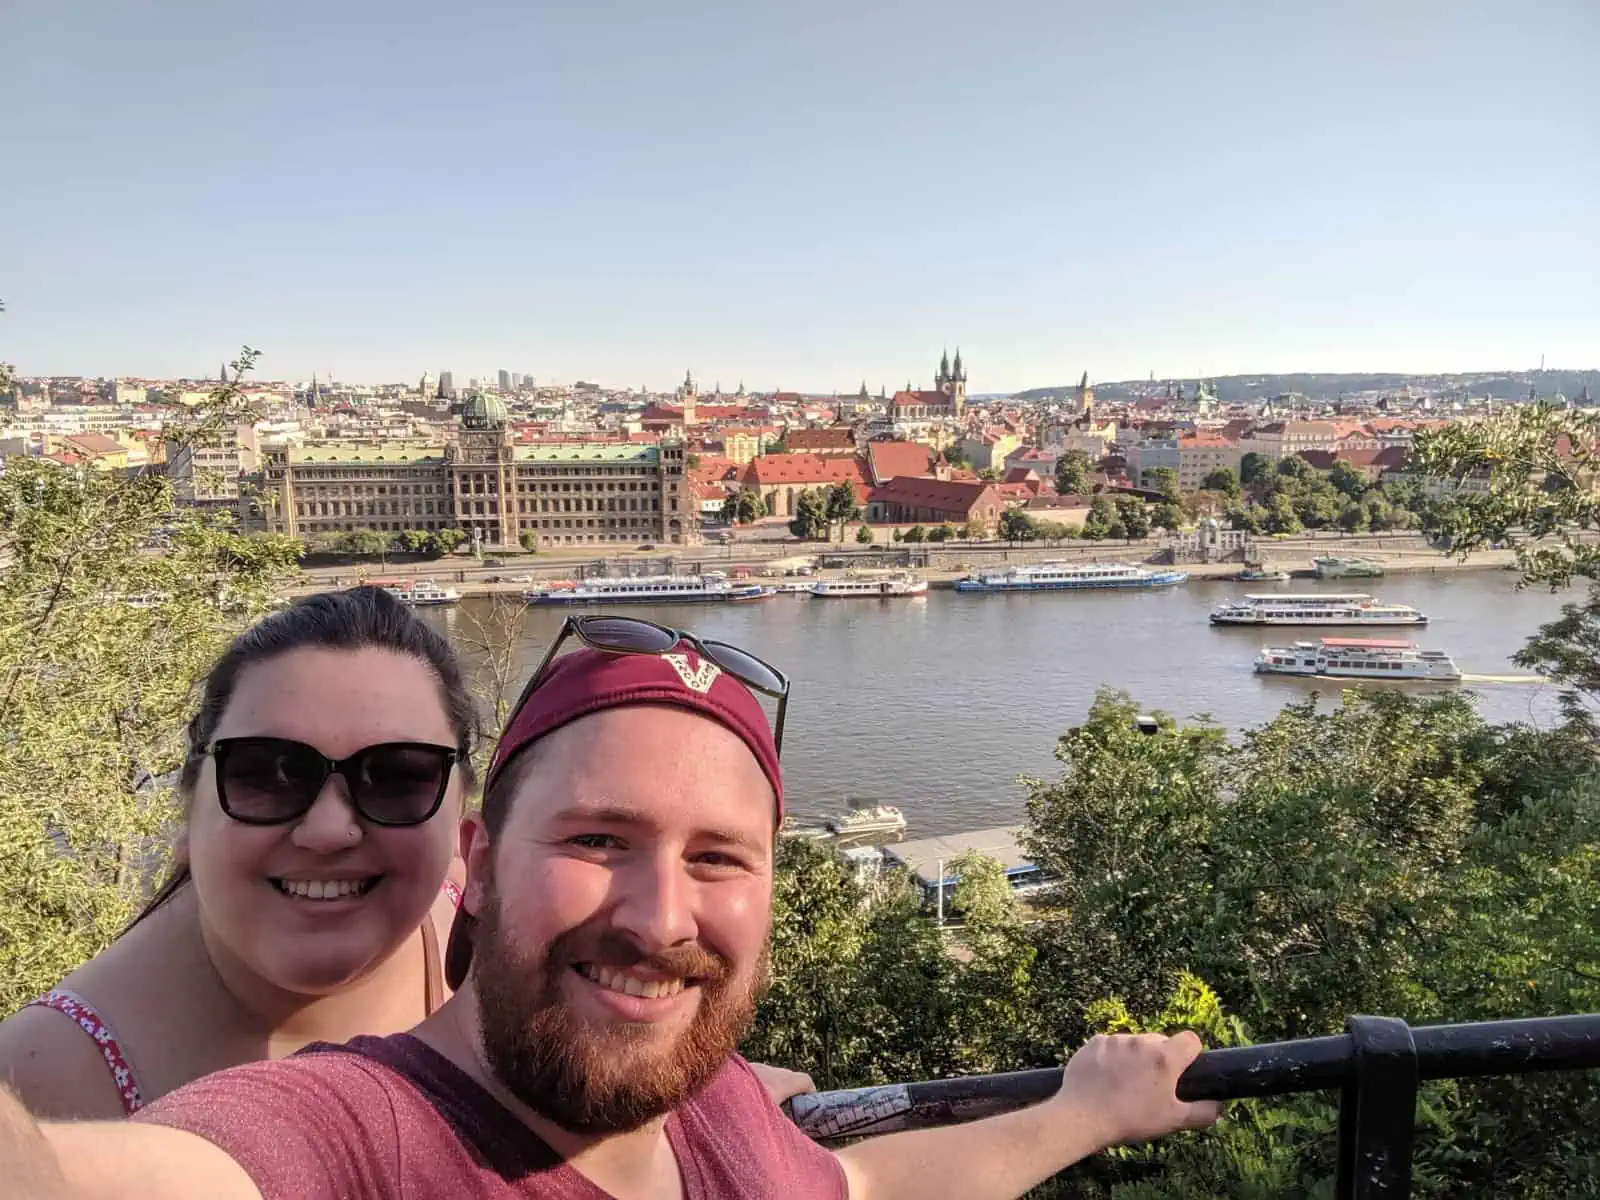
[4,1,1596,388]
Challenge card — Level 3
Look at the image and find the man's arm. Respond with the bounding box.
[0,1086,261,1200]
[832,1032,1222,1200]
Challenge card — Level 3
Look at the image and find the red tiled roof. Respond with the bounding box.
[866,476,997,511]
[1002,467,1041,485]
[784,428,856,453]
[742,453,869,490]
[1179,433,1236,448]
[62,432,127,455]
[866,440,935,485]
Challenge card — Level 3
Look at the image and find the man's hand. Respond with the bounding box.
[748,1062,816,1106]
[1052,1031,1222,1151]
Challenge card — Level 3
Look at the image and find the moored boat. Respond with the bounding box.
[523,574,773,605]
[402,580,461,607]
[826,804,909,837]
[1254,637,1461,681]
[1210,593,1427,626]
[1313,555,1385,579]
[812,572,929,598]
[1236,565,1290,582]
[955,561,1187,593]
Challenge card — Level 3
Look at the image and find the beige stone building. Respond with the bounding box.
[262,395,698,549]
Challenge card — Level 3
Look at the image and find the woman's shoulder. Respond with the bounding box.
[0,994,135,1119]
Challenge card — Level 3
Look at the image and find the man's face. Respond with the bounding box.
[461,705,776,1135]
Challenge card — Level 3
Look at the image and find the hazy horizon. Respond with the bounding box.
[5,1,1596,390]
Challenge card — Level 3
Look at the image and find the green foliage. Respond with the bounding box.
[1326,460,1370,500]
[978,467,1001,482]
[926,524,952,543]
[338,528,389,557]
[999,509,1040,543]
[1056,451,1093,496]
[397,528,435,554]
[1143,467,1181,503]
[723,490,767,525]
[518,529,539,553]
[943,443,970,469]
[0,349,303,1015]
[1083,496,1115,541]
[824,482,861,540]
[1201,467,1241,497]
[854,524,874,544]
[1114,496,1150,540]
[1239,452,1272,486]
[1035,520,1075,543]
[430,527,467,554]
[1276,455,1310,480]
[1152,502,1184,533]
[788,489,830,540]
[1412,404,1600,589]
[962,517,990,540]
[902,524,926,544]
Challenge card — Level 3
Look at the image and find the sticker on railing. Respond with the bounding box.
[789,1084,913,1139]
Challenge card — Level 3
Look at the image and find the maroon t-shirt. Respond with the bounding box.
[134,1035,847,1199]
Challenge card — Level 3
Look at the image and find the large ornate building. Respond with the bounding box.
[262,394,699,549]
[888,349,968,423]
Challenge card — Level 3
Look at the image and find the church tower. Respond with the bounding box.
[1075,370,1094,419]
[678,368,698,427]
[936,347,968,416]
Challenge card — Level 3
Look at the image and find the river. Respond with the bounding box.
[421,572,1574,837]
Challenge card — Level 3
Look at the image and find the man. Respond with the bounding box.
[2,616,1220,1198]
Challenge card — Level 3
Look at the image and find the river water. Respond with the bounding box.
[422,572,1574,837]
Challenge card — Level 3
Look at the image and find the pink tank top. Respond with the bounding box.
[136,1035,848,1198]
[25,880,467,1116]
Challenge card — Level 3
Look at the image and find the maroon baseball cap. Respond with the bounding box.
[445,643,784,989]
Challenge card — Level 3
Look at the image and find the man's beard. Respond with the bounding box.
[472,890,764,1135]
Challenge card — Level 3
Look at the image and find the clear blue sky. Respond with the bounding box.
[4,0,1596,391]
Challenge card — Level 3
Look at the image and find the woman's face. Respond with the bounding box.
[187,646,463,998]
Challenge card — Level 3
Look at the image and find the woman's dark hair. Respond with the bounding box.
[126,586,479,930]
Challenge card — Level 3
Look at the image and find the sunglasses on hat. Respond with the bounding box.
[202,737,459,826]
[513,614,791,752]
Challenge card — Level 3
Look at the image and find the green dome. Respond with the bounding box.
[462,392,508,430]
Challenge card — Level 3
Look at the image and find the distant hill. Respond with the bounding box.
[1015,370,1599,405]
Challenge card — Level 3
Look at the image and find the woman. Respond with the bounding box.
[0,587,814,1119]
[0,587,476,1118]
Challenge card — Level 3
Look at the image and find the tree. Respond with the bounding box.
[902,524,926,543]
[397,529,434,554]
[977,467,1000,482]
[1082,496,1115,541]
[722,490,766,525]
[341,528,389,557]
[942,443,970,469]
[452,593,529,743]
[1337,501,1369,534]
[854,524,874,544]
[1114,496,1150,541]
[824,482,861,541]
[1055,451,1092,497]
[962,517,989,541]
[1275,455,1310,481]
[1327,460,1370,500]
[0,347,302,1013]
[1239,451,1272,487]
[788,489,830,540]
[1143,467,1181,503]
[1200,467,1240,497]
[1262,492,1302,535]
[430,527,467,555]
[685,453,701,470]
[998,509,1039,544]
[1035,520,1073,543]
[518,529,539,553]
[1151,502,1184,534]
[926,524,950,543]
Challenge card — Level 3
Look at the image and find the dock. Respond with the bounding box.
[881,827,1044,917]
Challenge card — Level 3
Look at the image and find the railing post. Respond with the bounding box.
[1335,1015,1419,1200]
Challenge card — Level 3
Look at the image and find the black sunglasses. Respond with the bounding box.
[202,737,459,827]
[512,615,791,752]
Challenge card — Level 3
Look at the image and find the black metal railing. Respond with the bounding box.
[785,1012,1600,1199]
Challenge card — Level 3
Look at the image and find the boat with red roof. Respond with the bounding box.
[1253,637,1461,681]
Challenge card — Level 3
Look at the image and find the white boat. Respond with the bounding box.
[1210,593,1427,626]
[1314,555,1385,579]
[524,574,773,605]
[1254,637,1461,681]
[955,561,1188,593]
[826,805,909,837]
[401,581,461,607]
[811,573,929,598]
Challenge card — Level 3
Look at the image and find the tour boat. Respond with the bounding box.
[826,805,909,837]
[1313,556,1385,579]
[1254,637,1461,681]
[400,581,461,607]
[811,573,929,598]
[523,575,773,605]
[1210,593,1427,626]
[955,561,1188,593]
